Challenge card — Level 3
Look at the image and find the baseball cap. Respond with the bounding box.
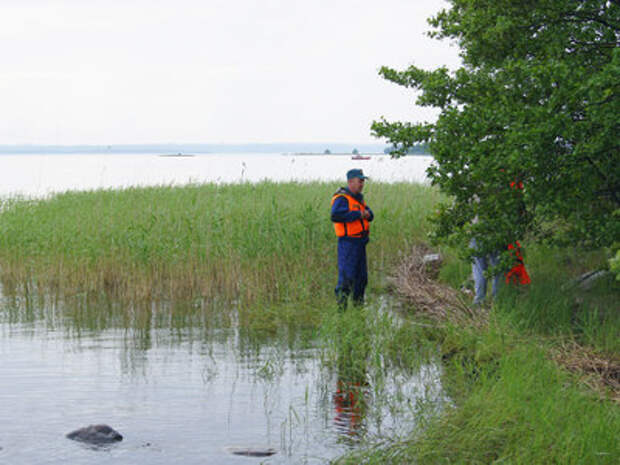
[347,169,368,180]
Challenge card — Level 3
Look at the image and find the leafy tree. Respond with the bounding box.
[372,0,619,262]
[352,148,359,155]
[324,148,332,154]
[610,248,620,280]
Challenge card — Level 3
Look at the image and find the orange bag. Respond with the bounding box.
[505,241,531,285]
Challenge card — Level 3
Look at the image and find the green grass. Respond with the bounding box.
[334,243,619,464]
[319,303,437,384]
[338,332,619,464]
[435,239,619,355]
[0,181,441,331]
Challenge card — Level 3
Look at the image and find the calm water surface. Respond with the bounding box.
[0,295,444,464]
[0,153,432,198]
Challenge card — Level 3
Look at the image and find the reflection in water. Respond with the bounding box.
[333,378,367,441]
[0,288,448,464]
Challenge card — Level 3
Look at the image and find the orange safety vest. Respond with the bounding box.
[331,192,370,238]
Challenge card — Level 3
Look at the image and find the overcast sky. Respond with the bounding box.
[1,0,460,145]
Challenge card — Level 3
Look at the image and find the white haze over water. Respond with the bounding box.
[0,153,433,198]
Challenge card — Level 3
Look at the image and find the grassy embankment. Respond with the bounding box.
[337,274,619,464]
[0,182,618,463]
[336,244,620,462]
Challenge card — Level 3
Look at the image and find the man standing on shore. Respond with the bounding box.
[331,169,374,309]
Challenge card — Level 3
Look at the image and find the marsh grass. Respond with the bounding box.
[318,298,441,425]
[337,340,620,465]
[320,304,437,378]
[336,241,619,464]
[335,311,619,465]
[316,299,447,453]
[0,181,440,330]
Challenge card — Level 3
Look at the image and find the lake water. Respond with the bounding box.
[0,153,444,464]
[0,153,432,198]
[0,295,444,464]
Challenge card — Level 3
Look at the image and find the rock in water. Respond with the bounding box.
[226,446,277,457]
[66,425,123,444]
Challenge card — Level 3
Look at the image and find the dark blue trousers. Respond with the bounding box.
[335,238,368,308]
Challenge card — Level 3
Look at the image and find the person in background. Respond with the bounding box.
[331,169,374,309]
[470,177,531,306]
[470,237,501,306]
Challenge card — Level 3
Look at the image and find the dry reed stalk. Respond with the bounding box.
[550,340,620,403]
[1,256,270,307]
[390,244,487,328]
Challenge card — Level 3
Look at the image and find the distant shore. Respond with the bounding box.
[0,143,394,155]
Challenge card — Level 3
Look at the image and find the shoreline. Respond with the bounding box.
[0,182,617,464]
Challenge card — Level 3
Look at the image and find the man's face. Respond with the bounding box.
[348,177,365,195]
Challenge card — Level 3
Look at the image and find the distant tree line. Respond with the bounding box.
[384,143,429,155]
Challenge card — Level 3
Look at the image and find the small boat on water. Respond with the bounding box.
[351,155,371,160]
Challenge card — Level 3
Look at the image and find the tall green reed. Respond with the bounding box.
[0,182,441,324]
